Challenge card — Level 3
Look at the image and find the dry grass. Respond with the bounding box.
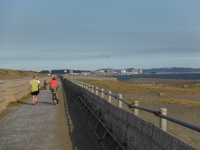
[82,79,200,94]
[7,93,32,107]
[0,69,48,80]
[78,78,200,105]
[158,98,200,105]
[0,93,32,121]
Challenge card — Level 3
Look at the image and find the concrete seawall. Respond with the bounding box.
[0,77,51,112]
[64,77,196,150]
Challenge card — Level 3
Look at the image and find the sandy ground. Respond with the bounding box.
[123,79,200,149]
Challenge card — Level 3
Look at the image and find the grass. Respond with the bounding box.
[77,79,200,105]
[0,93,32,121]
[81,79,200,94]
[158,98,200,105]
[8,93,32,107]
[0,69,48,80]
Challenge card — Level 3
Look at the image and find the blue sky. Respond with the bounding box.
[0,0,200,71]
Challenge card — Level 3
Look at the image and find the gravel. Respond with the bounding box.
[0,89,58,150]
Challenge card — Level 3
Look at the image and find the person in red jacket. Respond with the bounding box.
[49,76,59,103]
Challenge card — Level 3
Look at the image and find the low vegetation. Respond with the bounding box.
[81,79,200,94]
[158,98,200,105]
[78,78,200,106]
[0,69,48,80]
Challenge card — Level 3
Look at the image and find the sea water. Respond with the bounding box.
[109,73,200,81]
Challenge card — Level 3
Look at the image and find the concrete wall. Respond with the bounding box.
[67,79,195,150]
[0,81,6,112]
[0,77,51,112]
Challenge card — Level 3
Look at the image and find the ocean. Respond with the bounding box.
[108,73,200,81]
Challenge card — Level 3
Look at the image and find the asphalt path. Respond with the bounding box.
[0,80,102,150]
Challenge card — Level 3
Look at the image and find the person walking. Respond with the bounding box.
[30,76,39,105]
[36,76,41,94]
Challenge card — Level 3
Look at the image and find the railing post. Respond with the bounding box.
[96,87,98,95]
[101,89,104,98]
[133,101,138,116]
[91,85,94,93]
[160,108,167,131]
[108,91,111,103]
[118,94,122,108]
[88,84,90,91]
[86,84,88,90]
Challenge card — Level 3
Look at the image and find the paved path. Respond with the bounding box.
[0,80,102,150]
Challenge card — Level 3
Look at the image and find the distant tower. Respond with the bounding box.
[107,69,114,74]
[139,69,143,74]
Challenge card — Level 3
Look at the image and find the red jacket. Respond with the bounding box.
[50,80,58,88]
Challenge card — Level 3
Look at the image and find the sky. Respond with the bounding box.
[0,0,200,72]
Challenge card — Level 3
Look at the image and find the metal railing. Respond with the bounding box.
[65,81,126,150]
[71,79,200,133]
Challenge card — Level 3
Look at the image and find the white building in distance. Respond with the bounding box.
[121,69,126,74]
[99,70,105,73]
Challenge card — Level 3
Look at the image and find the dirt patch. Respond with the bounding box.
[0,109,13,121]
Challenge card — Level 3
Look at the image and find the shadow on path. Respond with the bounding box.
[62,80,103,150]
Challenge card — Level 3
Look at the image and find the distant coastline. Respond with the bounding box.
[107,73,200,81]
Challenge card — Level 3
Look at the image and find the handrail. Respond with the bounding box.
[70,79,200,133]
[68,83,126,150]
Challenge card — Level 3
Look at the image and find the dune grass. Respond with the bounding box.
[78,79,200,105]
[0,69,48,80]
[82,80,200,94]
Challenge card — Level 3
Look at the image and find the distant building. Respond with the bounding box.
[107,69,114,74]
[99,70,105,73]
[70,70,73,75]
[139,69,143,74]
[130,68,138,74]
[82,72,91,76]
[121,69,126,74]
